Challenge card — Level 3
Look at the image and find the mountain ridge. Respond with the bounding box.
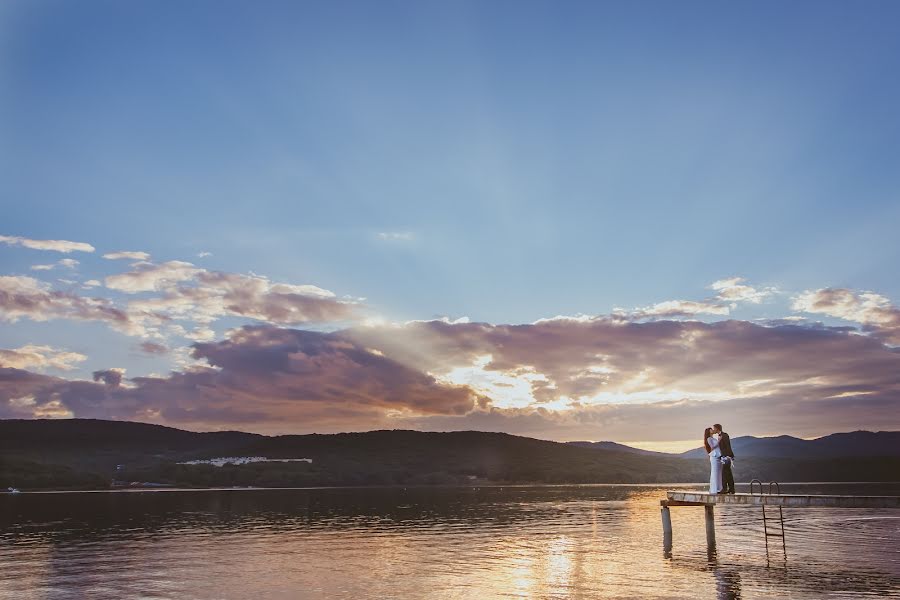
[2,419,898,490]
[566,440,670,456]
[678,430,900,459]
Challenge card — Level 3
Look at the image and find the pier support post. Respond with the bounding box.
[705,505,716,549]
[661,503,673,554]
[661,504,673,535]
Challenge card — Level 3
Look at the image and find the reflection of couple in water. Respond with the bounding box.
[704,424,735,494]
[710,554,743,600]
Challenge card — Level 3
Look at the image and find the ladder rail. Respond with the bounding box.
[777,505,787,553]
[769,481,786,555]
[749,479,764,496]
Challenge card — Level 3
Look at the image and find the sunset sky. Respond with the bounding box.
[2,1,900,452]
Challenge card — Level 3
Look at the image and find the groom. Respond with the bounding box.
[713,423,736,494]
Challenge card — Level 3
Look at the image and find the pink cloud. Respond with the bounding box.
[127,270,359,327]
[0,345,87,371]
[0,235,95,253]
[105,261,202,293]
[793,287,900,344]
[0,275,142,335]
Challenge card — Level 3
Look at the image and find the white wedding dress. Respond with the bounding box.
[708,435,723,494]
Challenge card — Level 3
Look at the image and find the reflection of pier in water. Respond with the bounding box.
[660,487,900,559]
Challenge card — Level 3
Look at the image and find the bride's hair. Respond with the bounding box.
[703,427,712,453]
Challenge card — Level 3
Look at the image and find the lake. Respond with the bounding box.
[1,483,898,599]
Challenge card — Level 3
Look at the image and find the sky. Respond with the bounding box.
[2,1,900,452]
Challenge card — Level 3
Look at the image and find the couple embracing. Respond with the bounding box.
[704,424,735,495]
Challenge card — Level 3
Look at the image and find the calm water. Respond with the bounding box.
[1,483,898,599]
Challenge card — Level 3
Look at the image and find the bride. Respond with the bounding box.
[704,426,723,494]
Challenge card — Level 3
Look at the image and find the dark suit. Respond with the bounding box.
[718,432,735,493]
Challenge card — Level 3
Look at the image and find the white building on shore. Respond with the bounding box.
[178,457,313,467]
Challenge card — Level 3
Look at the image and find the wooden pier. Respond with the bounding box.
[664,490,900,508]
[660,488,900,555]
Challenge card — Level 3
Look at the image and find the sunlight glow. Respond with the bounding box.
[624,439,700,454]
[437,355,551,409]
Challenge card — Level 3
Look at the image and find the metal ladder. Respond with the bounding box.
[750,479,787,558]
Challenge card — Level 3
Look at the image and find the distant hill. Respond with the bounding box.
[0,418,262,471]
[216,429,709,485]
[679,431,900,459]
[566,441,669,456]
[2,419,898,490]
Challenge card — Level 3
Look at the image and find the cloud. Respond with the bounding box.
[126,270,359,327]
[103,251,151,261]
[0,235,95,254]
[0,345,87,371]
[189,326,484,414]
[345,316,900,432]
[184,327,216,342]
[30,258,79,272]
[377,232,414,241]
[711,277,775,304]
[105,261,202,292]
[626,299,731,319]
[3,257,361,341]
[139,342,169,355]
[3,316,899,437]
[5,264,899,439]
[619,277,773,320]
[92,368,125,387]
[793,288,900,344]
[0,275,144,335]
[1,326,487,430]
[0,368,117,420]
[197,252,212,258]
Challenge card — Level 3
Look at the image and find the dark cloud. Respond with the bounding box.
[92,369,123,387]
[1,326,486,432]
[0,368,114,419]
[189,326,484,415]
[0,367,63,413]
[139,342,169,355]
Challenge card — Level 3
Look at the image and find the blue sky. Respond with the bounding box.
[2,1,900,446]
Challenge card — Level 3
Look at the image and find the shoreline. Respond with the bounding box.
[4,481,899,495]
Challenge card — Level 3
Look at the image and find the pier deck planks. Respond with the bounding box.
[664,491,900,508]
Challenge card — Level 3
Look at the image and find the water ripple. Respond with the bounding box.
[1,484,898,599]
